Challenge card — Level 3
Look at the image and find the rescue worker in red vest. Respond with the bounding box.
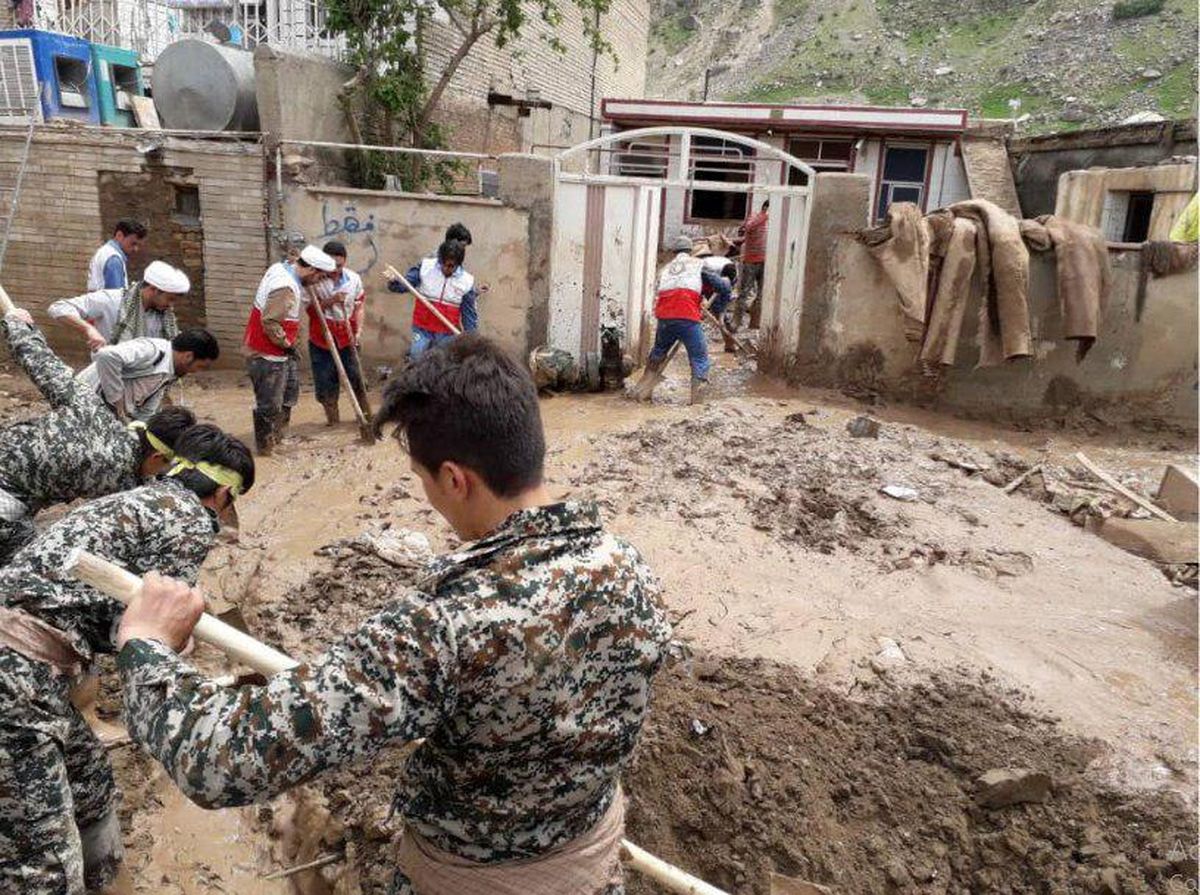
[630,235,732,405]
[387,240,478,358]
[305,240,370,425]
[243,244,336,454]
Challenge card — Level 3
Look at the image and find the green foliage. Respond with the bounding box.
[863,83,909,104]
[651,15,693,53]
[1157,62,1198,114]
[1112,0,1165,19]
[324,0,614,190]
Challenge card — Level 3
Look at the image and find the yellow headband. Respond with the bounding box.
[166,457,244,496]
[128,421,176,460]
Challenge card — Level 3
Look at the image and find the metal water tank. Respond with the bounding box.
[152,40,258,131]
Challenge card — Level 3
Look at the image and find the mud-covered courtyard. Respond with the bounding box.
[1,352,1194,895]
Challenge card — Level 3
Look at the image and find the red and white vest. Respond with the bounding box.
[655,253,704,322]
[243,262,302,358]
[412,257,473,334]
[307,268,364,350]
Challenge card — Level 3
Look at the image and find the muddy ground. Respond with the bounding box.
[0,349,1196,894]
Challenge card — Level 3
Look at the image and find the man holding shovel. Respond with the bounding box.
[305,240,370,426]
[243,244,336,454]
[109,335,673,894]
[387,239,478,358]
[0,424,254,894]
[629,235,733,405]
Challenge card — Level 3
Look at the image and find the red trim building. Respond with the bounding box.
[600,98,972,239]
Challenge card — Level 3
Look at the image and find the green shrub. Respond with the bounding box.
[1112,0,1166,21]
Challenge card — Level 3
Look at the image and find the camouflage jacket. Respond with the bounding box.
[0,316,141,511]
[118,501,672,862]
[0,478,218,661]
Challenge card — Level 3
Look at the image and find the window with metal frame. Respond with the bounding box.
[688,136,752,221]
[786,137,853,186]
[876,144,929,221]
[615,138,669,178]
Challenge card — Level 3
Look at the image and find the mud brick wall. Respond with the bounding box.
[421,0,649,154]
[0,126,267,366]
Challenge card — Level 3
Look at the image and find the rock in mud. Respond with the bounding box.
[975,768,1053,808]
[846,415,881,438]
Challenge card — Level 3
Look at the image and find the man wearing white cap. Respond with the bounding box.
[243,244,336,454]
[49,260,190,352]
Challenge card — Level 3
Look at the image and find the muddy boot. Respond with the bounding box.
[252,411,275,456]
[320,399,340,426]
[690,376,710,405]
[630,355,667,402]
[275,406,293,441]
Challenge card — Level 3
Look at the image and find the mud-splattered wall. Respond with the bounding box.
[795,237,1198,430]
[281,184,534,363]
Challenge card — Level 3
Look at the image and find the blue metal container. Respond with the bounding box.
[0,29,100,124]
[92,43,144,127]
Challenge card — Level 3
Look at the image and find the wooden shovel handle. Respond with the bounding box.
[384,265,463,336]
[63,549,298,675]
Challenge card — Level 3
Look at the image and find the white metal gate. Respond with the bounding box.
[548,126,816,365]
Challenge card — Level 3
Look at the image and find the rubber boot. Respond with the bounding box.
[690,376,710,406]
[630,355,668,402]
[252,411,275,456]
[320,399,340,426]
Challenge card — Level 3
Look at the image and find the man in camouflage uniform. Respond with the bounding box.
[115,335,673,894]
[0,425,254,893]
[0,310,197,565]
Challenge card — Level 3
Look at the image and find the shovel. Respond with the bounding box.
[311,303,376,445]
[63,549,734,895]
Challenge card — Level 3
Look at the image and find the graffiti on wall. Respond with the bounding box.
[320,200,380,274]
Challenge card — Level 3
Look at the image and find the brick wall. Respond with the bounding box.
[421,0,648,154]
[0,126,267,366]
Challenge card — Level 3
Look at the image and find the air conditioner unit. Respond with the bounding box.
[0,39,42,124]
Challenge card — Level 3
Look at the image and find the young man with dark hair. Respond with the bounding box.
[444,222,472,246]
[387,239,478,357]
[305,240,370,425]
[51,259,189,351]
[77,328,219,422]
[244,244,337,453]
[0,423,253,894]
[86,220,147,292]
[0,309,196,563]
[111,334,672,894]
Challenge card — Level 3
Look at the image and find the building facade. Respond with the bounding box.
[600,99,974,245]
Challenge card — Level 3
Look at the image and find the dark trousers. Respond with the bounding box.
[246,355,298,450]
[309,342,364,405]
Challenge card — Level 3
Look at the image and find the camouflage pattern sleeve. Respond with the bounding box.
[1,315,82,409]
[116,595,459,809]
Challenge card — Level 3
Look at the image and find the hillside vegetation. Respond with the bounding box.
[647,0,1197,131]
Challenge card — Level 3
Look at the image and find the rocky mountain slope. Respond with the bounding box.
[646,0,1197,131]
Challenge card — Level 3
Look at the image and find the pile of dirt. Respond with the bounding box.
[625,657,1196,895]
[569,404,1195,586]
[261,601,1195,895]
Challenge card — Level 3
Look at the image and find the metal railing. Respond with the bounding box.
[32,0,346,63]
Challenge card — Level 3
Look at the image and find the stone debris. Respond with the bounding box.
[975,767,1053,808]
